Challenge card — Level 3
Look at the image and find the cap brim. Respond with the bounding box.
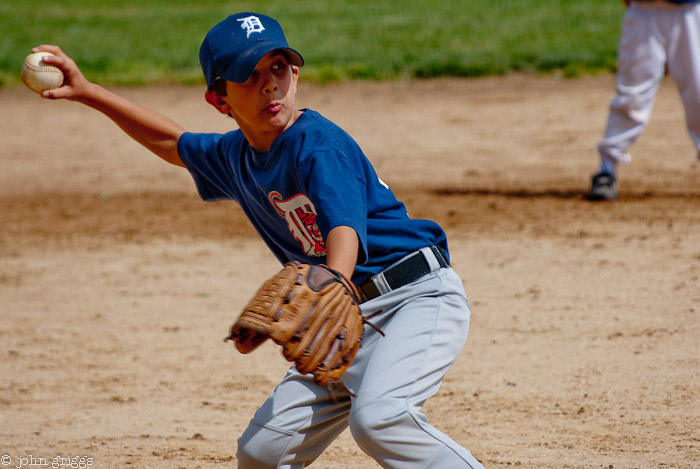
[220,42,304,83]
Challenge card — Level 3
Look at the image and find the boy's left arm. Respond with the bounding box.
[325,226,359,280]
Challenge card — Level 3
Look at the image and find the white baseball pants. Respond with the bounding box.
[597,1,700,165]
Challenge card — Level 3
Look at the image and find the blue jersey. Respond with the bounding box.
[177,109,448,283]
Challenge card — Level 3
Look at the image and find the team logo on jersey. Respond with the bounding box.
[269,192,326,257]
[237,16,265,38]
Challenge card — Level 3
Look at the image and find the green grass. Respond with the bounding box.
[0,0,625,87]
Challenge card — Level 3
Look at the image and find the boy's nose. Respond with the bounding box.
[262,74,278,94]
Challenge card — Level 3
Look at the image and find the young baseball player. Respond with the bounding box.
[34,12,485,468]
[589,0,700,200]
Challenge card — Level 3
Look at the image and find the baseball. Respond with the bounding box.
[21,51,65,94]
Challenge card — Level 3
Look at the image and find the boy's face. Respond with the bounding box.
[213,51,299,151]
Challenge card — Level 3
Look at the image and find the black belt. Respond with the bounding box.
[359,246,449,302]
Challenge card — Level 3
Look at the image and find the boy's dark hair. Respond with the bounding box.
[209,78,227,97]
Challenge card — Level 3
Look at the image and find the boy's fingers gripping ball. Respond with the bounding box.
[21,52,65,94]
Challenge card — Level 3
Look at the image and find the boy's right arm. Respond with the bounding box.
[35,45,186,167]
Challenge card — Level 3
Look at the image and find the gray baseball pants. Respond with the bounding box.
[236,266,484,468]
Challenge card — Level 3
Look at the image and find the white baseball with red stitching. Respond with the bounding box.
[21,52,64,94]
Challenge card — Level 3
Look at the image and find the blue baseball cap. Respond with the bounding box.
[199,12,304,88]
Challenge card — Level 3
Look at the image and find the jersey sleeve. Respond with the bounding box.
[177,131,241,202]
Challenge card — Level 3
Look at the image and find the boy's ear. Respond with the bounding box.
[205,89,232,115]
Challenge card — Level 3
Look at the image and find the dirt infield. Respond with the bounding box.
[1,74,699,468]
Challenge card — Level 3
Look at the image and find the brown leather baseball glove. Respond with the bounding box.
[225,261,370,390]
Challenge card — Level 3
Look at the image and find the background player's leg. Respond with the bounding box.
[597,5,667,167]
[665,3,700,157]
